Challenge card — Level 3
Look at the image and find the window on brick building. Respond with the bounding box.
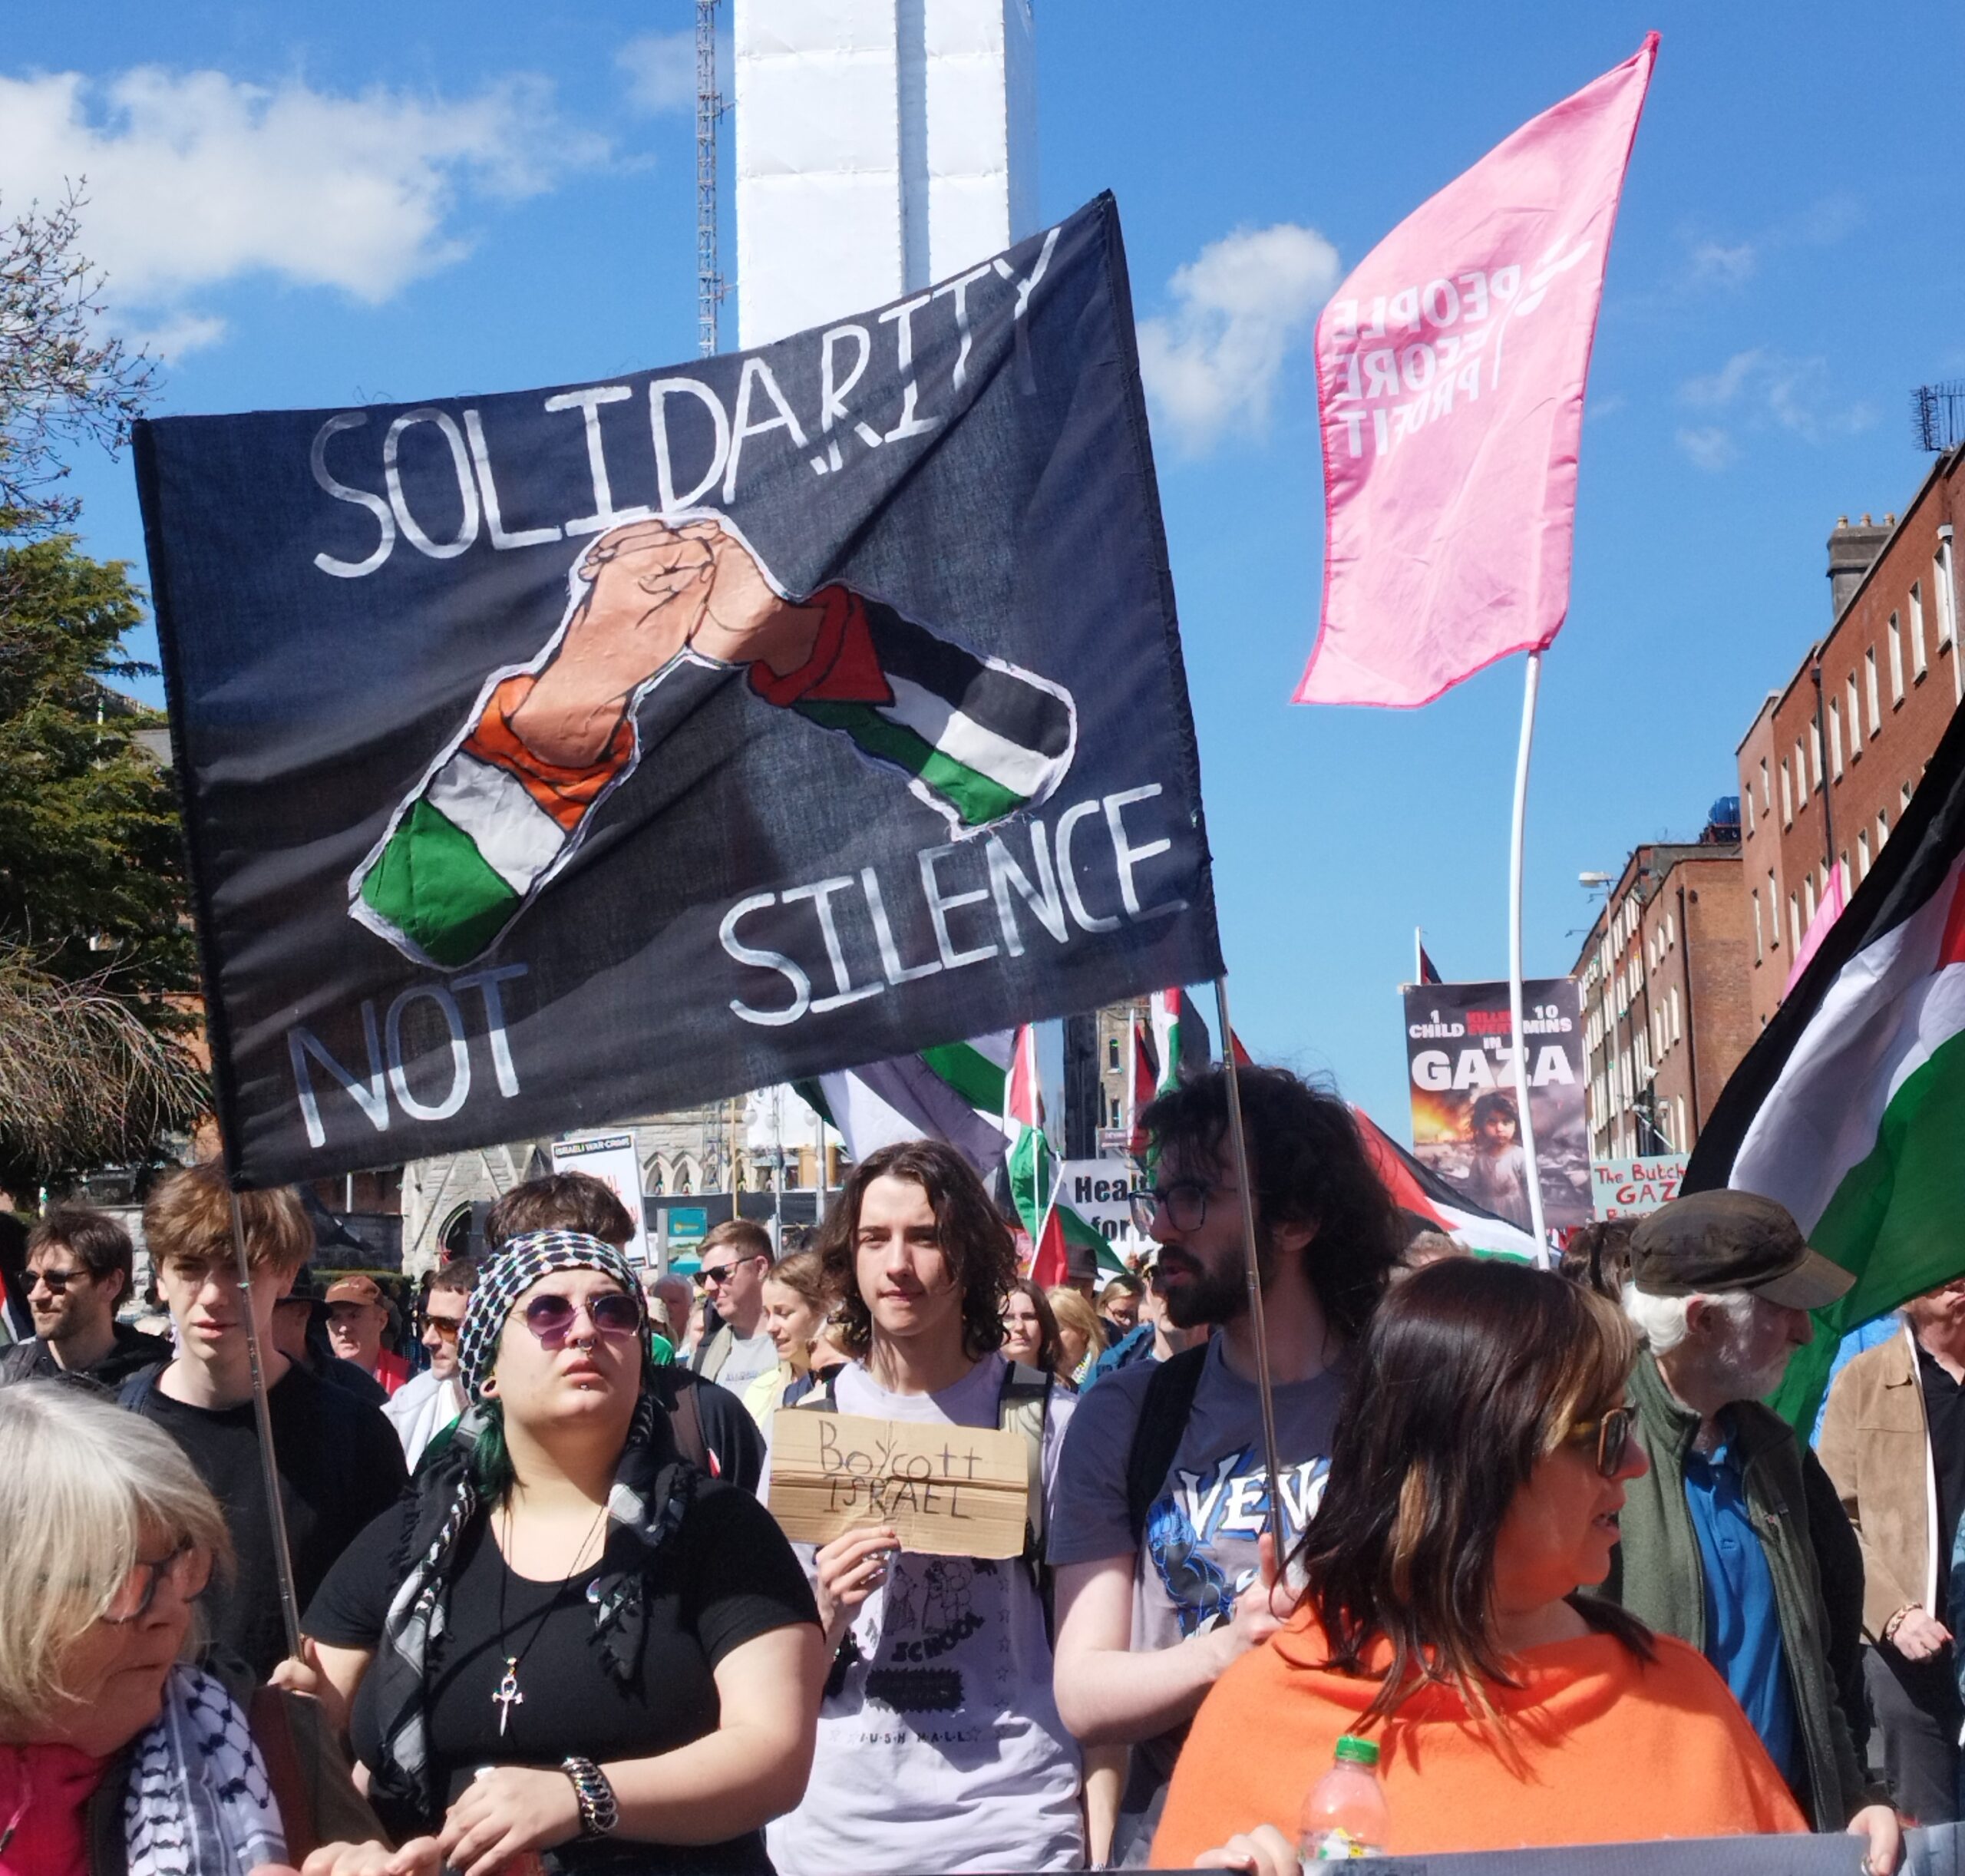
[1768,870,1779,945]
[1917,574,1935,669]
[1745,788,1755,835]
[1789,893,1802,951]
[1780,759,1793,826]
[1858,828,1871,879]
[1828,699,1844,778]
[1912,578,1928,654]
[1936,556,1957,651]
[1810,724,1824,791]
[1903,781,1915,816]
[1752,890,1764,963]
[1866,649,1881,736]
[1805,874,1818,922]
[1846,675,1861,755]
[1889,614,1905,703]
[1877,809,1890,854]
[1669,986,1681,1046]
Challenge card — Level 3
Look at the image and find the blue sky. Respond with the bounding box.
[7,2,1959,1138]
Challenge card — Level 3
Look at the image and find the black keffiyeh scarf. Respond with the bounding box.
[365,1232,696,1825]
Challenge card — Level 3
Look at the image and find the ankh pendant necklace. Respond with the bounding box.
[491,1498,609,1739]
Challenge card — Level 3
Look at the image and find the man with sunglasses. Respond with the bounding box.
[383,1254,480,1469]
[689,1220,779,1396]
[1819,1271,1965,1822]
[0,1204,168,1389]
[1613,1190,1873,1835]
[1047,1066,1402,1864]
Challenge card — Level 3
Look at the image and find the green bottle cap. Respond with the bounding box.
[1333,1735,1379,1767]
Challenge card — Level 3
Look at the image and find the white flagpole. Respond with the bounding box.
[1415,926,1424,983]
[1508,651,1549,1251]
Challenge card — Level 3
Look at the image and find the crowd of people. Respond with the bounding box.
[0,1061,1956,1874]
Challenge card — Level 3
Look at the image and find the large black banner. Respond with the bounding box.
[137,195,1221,1187]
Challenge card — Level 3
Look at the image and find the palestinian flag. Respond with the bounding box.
[1126,1019,1155,1156]
[1686,704,1965,1432]
[794,1035,1012,1177]
[1150,987,1213,1094]
[1006,1024,1116,1283]
[1352,1105,1547,1263]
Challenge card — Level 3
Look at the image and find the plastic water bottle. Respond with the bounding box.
[1297,1734,1389,1861]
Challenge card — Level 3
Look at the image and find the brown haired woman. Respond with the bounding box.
[1000,1277,1067,1382]
[741,1248,844,1433]
[1152,1260,1902,1873]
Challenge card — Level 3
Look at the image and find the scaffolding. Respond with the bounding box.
[696,0,726,356]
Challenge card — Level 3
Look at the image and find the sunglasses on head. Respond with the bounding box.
[1565,1405,1636,1478]
[519,1290,642,1346]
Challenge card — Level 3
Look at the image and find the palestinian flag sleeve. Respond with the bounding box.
[1351,1105,1548,1263]
[1686,703,1965,1432]
[350,586,1078,970]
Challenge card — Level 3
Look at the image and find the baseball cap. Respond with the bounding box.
[324,1273,385,1308]
[1628,1190,1854,1311]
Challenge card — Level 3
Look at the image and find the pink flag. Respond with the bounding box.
[1785,864,1847,996]
[1295,36,1657,708]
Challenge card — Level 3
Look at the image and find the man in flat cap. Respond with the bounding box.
[1603,1189,1874,1832]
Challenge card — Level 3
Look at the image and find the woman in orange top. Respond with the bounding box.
[1153,1260,1901,1875]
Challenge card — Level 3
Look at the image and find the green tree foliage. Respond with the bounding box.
[0,191,203,1191]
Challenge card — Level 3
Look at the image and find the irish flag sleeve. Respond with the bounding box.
[751,586,1076,833]
[351,584,1075,969]
[352,673,639,968]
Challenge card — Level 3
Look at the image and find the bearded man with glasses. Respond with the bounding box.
[0,1204,168,1390]
[1046,1065,1402,1864]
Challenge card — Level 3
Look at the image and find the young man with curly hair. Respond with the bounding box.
[763,1138,1082,1874]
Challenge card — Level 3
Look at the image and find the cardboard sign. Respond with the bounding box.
[767,1410,1030,1559]
[1590,1155,1689,1220]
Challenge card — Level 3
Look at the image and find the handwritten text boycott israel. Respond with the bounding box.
[135,193,1220,1186]
[768,1411,1031,1559]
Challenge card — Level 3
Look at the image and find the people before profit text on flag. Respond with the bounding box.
[1818,1280,1965,1825]
[0,1382,397,1874]
[1603,1192,1874,1831]
[1046,1067,1402,1864]
[1149,1263,1864,1870]
[352,514,1078,970]
[289,1230,824,1874]
[762,1140,1084,1874]
[121,1163,408,1683]
[478,1172,764,1491]
[1295,37,1656,708]
[0,1204,168,1392]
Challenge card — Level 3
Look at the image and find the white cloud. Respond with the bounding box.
[1137,222,1341,455]
[1678,347,1875,449]
[134,310,230,360]
[0,67,603,346]
[1676,425,1737,473]
[616,31,698,116]
[1687,239,1755,288]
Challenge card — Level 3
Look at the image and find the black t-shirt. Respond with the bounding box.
[1918,1342,1965,1576]
[305,1478,817,1871]
[137,1359,408,1678]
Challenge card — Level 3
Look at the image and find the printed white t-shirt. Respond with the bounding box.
[764,1353,1084,1875]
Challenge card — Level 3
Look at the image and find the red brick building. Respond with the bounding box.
[1735,445,1965,1032]
[1574,830,1755,1159]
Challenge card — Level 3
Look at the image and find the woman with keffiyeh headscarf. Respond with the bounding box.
[289,1232,822,1876]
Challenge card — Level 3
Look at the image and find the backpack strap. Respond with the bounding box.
[117,1362,163,1413]
[791,1369,842,1412]
[1125,1345,1210,1547]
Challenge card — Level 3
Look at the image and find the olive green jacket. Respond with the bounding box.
[1601,1351,1869,1832]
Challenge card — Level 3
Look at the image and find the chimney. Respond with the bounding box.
[1828,513,1891,618]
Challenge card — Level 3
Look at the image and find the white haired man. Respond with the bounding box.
[1603,1189,1873,1835]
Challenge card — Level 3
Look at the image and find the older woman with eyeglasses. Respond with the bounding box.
[0,1382,391,1876]
[1152,1260,1904,1874]
[292,1231,824,1876]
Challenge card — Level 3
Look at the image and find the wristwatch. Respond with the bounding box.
[560,1757,619,1839]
